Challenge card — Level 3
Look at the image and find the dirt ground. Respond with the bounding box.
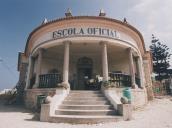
[0,96,172,128]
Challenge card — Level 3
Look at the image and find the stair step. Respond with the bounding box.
[55,109,117,116]
[58,105,114,110]
[50,115,123,124]
[66,96,107,101]
[68,93,104,97]
[51,91,121,124]
[70,91,101,94]
[64,98,107,102]
[63,100,110,105]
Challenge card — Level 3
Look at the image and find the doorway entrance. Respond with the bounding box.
[76,57,93,90]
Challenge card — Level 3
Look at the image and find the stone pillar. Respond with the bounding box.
[136,56,144,88]
[34,48,43,88]
[101,42,109,81]
[62,41,70,87]
[25,56,34,89]
[30,57,34,81]
[143,59,154,100]
[135,57,140,77]
[128,48,137,88]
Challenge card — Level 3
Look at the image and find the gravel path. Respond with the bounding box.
[0,96,172,128]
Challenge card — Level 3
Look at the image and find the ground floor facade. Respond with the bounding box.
[26,42,143,90]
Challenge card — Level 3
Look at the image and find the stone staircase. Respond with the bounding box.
[51,90,122,124]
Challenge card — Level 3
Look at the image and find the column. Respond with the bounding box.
[101,42,109,81]
[136,56,144,88]
[34,48,43,88]
[30,57,34,80]
[62,41,70,85]
[25,56,34,89]
[128,48,137,88]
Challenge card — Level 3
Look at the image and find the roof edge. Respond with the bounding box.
[24,16,146,56]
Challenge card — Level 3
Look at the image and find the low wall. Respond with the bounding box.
[115,88,148,109]
[103,87,148,109]
[102,87,122,110]
[40,89,69,122]
[24,88,56,109]
[25,87,147,110]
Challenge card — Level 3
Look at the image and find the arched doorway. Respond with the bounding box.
[76,57,93,90]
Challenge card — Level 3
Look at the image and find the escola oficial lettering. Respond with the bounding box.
[52,27,120,39]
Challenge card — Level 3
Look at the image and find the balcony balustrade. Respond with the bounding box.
[37,72,141,89]
[109,72,132,87]
[39,73,61,88]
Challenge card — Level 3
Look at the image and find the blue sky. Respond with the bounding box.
[0,0,172,91]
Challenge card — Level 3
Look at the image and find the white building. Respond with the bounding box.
[17,10,153,123]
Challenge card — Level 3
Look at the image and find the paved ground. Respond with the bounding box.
[0,96,172,128]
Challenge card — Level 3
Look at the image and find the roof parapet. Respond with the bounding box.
[99,9,106,16]
[42,18,48,24]
[65,8,72,17]
[123,18,128,23]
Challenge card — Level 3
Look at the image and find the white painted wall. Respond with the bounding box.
[33,58,38,75]
[109,53,130,74]
[33,27,138,51]
[33,51,134,79]
[69,54,102,78]
[41,53,63,75]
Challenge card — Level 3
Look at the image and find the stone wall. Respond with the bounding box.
[115,88,148,109]
[131,89,148,109]
[143,52,154,100]
[24,88,56,109]
[17,52,28,103]
[16,63,28,103]
[25,88,147,110]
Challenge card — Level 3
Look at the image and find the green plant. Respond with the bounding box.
[150,34,171,81]
[102,81,116,88]
[57,83,69,89]
[0,89,17,104]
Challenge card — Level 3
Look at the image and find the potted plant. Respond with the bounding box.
[102,81,116,89]
[57,82,69,89]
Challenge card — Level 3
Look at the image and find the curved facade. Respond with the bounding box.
[23,16,148,89]
[17,13,153,123]
[25,16,145,56]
